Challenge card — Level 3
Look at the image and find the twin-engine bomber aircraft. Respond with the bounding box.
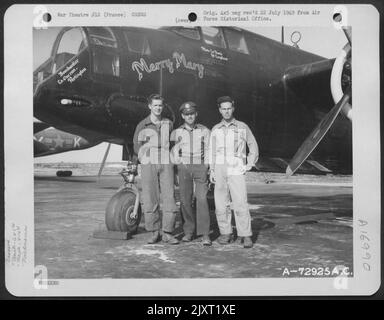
[34,26,352,176]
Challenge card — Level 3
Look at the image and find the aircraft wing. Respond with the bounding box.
[33,118,124,158]
[33,120,51,134]
[34,117,122,145]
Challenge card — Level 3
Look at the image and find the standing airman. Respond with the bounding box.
[209,96,259,248]
[171,102,212,246]
[133,94,179,244]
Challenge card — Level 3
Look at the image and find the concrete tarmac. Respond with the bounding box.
[34,173,352,278]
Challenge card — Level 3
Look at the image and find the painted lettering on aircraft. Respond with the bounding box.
[57,58,87,85]
[132,58,174,81]
[201,46,228,61]
[73,137,82,148]
[34,129,87,151]
[172,52,205,79]
[131,52,204,81]
[58,59,79,77]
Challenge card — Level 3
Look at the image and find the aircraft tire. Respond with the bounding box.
[105,189,142,234]
[56,170,72,177]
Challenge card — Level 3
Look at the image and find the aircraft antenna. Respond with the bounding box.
[281,26,284,44]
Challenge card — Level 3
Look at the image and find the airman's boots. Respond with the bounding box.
[202,235,212,246]
[243,236,253,248]
[162,232,179,245]
[147,231,161,244]
[217,234,233,245]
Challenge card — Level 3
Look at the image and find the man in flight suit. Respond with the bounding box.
[209,96,259,248]
[133,94,179,245]
[171,102,212,246]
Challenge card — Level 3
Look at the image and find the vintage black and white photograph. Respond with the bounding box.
[4,4,380,296]
[32,23,354,276]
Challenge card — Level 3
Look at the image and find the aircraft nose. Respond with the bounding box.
[106,95,149,126]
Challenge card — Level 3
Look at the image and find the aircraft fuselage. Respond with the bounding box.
[34,26,352,173]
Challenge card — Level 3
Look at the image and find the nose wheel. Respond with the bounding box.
[105,162,142,234]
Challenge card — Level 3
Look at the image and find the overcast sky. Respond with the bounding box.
[34,26,347,163]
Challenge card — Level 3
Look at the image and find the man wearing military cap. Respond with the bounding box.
[171,101,212,246]
[209,96,259,249]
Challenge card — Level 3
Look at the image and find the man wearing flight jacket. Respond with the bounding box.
[209,96,259,248]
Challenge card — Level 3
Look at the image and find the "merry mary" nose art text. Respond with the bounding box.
[131,52,204,81]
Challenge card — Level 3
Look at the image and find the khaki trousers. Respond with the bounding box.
[178,164,210,236]
[214,164,252,237]
[140,164,177,232]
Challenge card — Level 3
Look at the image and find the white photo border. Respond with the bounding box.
[4,4,381,296]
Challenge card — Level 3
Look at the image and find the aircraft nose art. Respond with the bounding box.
[34,86,95,121]
[34,46,94,121]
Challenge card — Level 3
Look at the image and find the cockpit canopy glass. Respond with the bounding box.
[88,27,120,77]
[172,27,201,40]
[224,28,250,54]
[123,31,151,55]
[88,27,118,48]
[55,27,87,71]
[201,27,226,48]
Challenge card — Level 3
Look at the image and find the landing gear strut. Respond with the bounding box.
[105,162,142,234]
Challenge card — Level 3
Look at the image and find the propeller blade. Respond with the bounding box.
[286,87,351,177]
[342,26,352,46]
[98,143,111,178]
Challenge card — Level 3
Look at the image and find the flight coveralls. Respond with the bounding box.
[133,115,177,233]
[209,118,259,237]
[171,123,211,237]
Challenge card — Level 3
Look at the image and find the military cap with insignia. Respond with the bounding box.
[179,101,197,114]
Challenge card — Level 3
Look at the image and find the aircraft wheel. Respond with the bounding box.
[105,189,142,234]
[56,170,72,177]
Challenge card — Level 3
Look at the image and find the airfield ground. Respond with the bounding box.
[34,168,352,279]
